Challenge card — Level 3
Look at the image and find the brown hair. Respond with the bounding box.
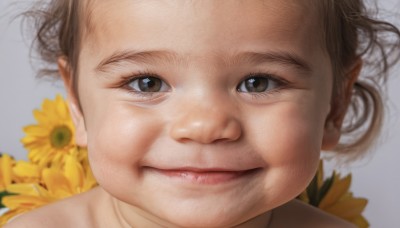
[319,1,400,159]
[24,0,400,159]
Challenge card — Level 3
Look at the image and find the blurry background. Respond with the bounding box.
[1,0,399,227]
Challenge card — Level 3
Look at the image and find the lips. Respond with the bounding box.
[147,167,261,185]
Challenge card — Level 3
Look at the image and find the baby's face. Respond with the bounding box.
[74,0,334,226]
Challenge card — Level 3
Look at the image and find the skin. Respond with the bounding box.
[6,0,360,227]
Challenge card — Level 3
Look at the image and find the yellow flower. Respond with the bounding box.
[319,174,369,227]
[0,153,97,225]
[1,96,98,224]
[299,161,369,228]
[21,95,76,167]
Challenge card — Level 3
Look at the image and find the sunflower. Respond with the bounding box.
[21,95,76,167]
[0,152,97,225]
[298,161,369,228]
[0,96,97,224]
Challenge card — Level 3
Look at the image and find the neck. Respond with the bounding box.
[105,190,273,228]
[234,210,273,228]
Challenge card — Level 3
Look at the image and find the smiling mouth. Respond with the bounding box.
[147,167,262,185]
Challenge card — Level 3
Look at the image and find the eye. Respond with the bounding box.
[128,76,169,93]
[237,75,279,93]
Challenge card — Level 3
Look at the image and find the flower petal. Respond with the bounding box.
[1,154,13,187]
[13,161,41,179]
[319,174,351,209]
[42,168,70,196]
[323,197,368,220]
[2,195,50,210]
[64,155,84,192]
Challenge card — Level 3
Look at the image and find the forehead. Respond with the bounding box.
[81,0,324,68]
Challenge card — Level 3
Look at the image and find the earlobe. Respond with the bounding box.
[321,122,341,150]
[57,57,88,147]
[321,58,363,151]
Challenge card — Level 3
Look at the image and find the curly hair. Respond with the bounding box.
[24,0,400,159]
[319,1,400,158]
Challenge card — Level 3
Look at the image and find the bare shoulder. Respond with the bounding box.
[271,199,356,228]
[4,188,103,228]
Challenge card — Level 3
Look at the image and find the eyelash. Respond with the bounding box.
[238,72,290,98]
[114,70,290,98]
[115,70,167,97]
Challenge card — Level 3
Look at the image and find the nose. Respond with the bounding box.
[170,104,242,144]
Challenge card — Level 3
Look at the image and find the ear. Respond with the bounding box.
[322,58,362,150]
[58,57,88,147]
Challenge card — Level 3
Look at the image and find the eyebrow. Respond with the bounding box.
[95,50,180,72]
[232,51,312,73]
[95,49,312,74]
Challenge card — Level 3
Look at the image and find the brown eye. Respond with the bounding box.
[128,77,168,92]
[238,76,272,93]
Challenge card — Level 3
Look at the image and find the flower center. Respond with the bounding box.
[50,125,72,149]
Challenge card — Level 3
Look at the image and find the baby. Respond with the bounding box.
[5,0,400,227]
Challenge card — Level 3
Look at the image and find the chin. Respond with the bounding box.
[153,201,260,228]
[164,213,241,228]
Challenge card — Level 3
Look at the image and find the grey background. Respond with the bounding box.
[1,1,399,227]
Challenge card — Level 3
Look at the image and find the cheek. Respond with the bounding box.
[249,103,325,159]
[246,102,325,198]
[85,103,163,186]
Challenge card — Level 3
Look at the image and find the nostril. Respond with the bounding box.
[211,138,234,144]
[226,120,242,140]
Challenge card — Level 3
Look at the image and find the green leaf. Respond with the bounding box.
[316,172,335,206]
[306,169,335,207]
[307,174,319,206]
[0,191,17,209]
